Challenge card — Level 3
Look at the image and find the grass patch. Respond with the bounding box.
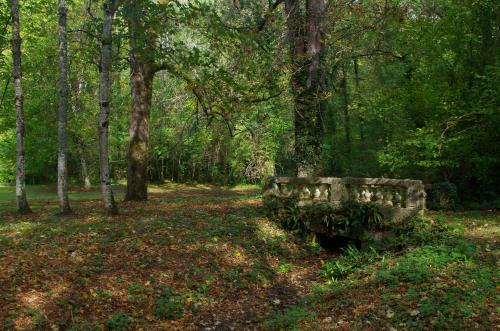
[313,212,499,330]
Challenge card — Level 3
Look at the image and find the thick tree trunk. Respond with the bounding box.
[10,0,31,214]
[98,0,118,213]
[57,0,71,214]
[125,0,156,201]
[125,62,153,201]
[285,0,326,177]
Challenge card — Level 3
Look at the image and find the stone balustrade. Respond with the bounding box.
[263,177,426,224]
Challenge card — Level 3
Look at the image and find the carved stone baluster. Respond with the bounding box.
[299,185,311,200]
[273,183,279,196]
[322,184,330,200]
[313,186,321,200]
[281,184,288,197]
[374,187,383,204]
[327,186,332,201]
[366,186,373,202]
[362,186,372,202]
[352,187,360,203]
[297,185,311,206]
[306,186,312,198]
[394,190,402,208]
[384,188,393,206]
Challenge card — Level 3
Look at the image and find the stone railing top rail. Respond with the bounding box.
[273,177,424,188]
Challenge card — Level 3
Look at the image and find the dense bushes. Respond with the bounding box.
[426,182,460,210]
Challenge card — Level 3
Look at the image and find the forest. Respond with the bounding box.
[0,0,498,330]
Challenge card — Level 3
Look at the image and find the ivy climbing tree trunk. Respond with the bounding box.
[57,0,71,214]
[98,0,118,213]
[285,0,326,177]
[10,0,31,214]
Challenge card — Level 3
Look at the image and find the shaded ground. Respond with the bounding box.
[0,184,498,330]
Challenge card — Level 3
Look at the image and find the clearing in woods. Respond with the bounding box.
[0,184,498,330]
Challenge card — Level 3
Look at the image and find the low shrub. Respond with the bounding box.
[320,245,383,282]
[153,287,183,319]
[264,306,316,330]
[106,311,133,330]
[394,216,450,246]
[265,196,386,238]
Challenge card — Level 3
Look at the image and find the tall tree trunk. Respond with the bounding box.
[124,0,157,201]
[125,62,153,201]
[285,0,326,177]
[353,58,365,146]
[57,0,71,214]
[76,138,91,190]
[10,0,31,214]
[98,0,119,213]
[341,65,352,173]
[71,78,92,191]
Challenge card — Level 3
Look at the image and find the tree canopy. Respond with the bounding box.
[0,0,498,205]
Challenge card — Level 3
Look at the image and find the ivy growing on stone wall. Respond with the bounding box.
[264,197,386,239]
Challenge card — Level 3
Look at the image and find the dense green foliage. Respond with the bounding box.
[0,0,498,204]
[264,196,386,238]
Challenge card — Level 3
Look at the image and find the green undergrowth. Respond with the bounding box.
[280,212,499,330]
[264,196,385,238]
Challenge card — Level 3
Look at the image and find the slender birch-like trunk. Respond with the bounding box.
[71,78,92,191]
[98,0,118,214]
[57,0,71,214]
[341,65,352,173]
[77,139,92,191]
[10,0,31,214]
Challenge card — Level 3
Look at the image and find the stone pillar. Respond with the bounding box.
[330,178,344,208]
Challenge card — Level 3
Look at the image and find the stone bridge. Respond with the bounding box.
[263,177,426,224]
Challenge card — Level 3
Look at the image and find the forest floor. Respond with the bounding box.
[0,184,498,330]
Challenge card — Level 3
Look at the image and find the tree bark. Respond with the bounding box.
[341,64,352,173]
[71,78,92,191]
[353,58,365,146]
[124,0,157,201]
[125,62,153,201]
[57,0,71,214]
[98,0,119,213]
[285,0,326,177]
[76,139,91,191]
[10,0,31,214]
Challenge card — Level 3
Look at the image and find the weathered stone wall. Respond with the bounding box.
[263,177,426,224]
